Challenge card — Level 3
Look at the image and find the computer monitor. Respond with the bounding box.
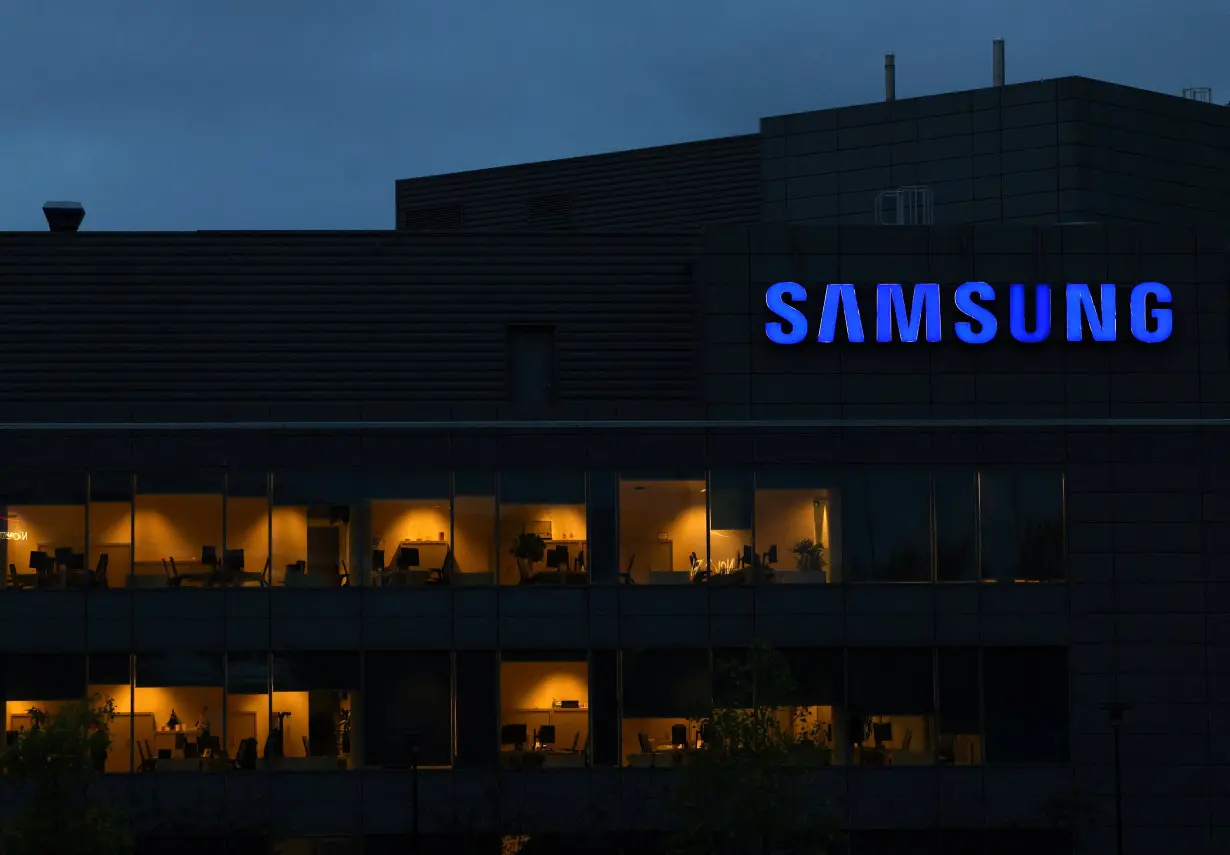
[538,724,556,747]
[500,723,528,747]
[397,547,420,570]
[872,722,893,745]
[671,723,688,747]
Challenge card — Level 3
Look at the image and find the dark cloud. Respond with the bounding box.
[2,0,1226,230]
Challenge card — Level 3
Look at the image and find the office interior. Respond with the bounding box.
[0,467,1065,590]
[1,647,1065,773]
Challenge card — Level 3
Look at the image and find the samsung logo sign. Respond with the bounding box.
[764,281,1173,345]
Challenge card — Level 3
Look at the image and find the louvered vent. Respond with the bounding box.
[526,194,573,228]
[401,204,465,231]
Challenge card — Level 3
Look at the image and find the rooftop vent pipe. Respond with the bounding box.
[885,53,896,101]
[993,39,1005,87]
[43,201,85,233]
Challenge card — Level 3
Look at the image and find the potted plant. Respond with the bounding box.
[337,708,352,756]
[510,532,547,578]
[792,538,827,573]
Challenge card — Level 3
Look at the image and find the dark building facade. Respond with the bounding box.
[2,73,1229,855]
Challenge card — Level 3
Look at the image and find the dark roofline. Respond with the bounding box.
[395,133,757,185]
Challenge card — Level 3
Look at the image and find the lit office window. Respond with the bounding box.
[843,468,932,583]
[133,470,226,590]
[0,473,88,591]
[89,472,132,588]
[618,472,707,585]
[452,472,497,586]
[88,652,133,772]
[499,652,589,768]
[271,652,360,771]
[980,471,1065,582]
[847,648,935,766]
[3,653,88,759]
[705,470,754,585]
[225,652,271,770]
[621,649,709,766]
[226,473,271,587]
[271,471,357,589]
[130,652,226,772]
[754,467,842,584]
[498,472,587,586]
[780,648,843,763]
[935,469,978,583]
[368,471,452,588]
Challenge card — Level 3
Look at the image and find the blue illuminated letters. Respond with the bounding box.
[763,281,1172,345]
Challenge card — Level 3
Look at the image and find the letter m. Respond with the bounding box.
[876,283,941,342]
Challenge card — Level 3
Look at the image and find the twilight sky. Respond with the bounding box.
[2,1,1225,231]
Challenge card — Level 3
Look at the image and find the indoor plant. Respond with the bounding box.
[510,532,547,577]
[792,538,827,573]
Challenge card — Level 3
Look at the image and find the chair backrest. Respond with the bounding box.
[30,551,47,572]
[95,554,109,586]
[638,732,652,754]
[236,737,258,769]
[162,559,176,579]
[223,549,244,572]
[901,728,913,750]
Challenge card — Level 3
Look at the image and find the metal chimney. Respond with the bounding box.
[885,53,896,101]
[43,201,85,233]
[993,39,1005,87]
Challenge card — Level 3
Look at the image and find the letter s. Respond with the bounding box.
[765,282,808,345]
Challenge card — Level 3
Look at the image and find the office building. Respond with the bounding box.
[2,57,1230,855]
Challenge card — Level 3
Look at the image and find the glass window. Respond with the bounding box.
[134,471,225,590]
[131,652,226,772]
[271,471,357,588]
[499,472,587,586]
[781,648,843,763]
[0,473,87,591]
[368,472,452,589]
[225,652,272,769]
[363,652,452,768]
[705,470,754,585]
[621,649,709,766]
[935,469,978,582]
[88,653,132,772]
[89,472,132,589]
[455,650,498,768]
[4,654,87,751]
[453,472,497,587]
[984,647,1069,763]
[618,473,706,585]
[936,648,982,765]
[755,467,842,584]
[226,473,271,587]
[272,652,360,771]
[499,652,589,768]
[847,648,934,766]
[843,469,932,583]
[980,471,1066,582]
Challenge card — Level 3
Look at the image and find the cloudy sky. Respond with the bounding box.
[2,1,1225,231]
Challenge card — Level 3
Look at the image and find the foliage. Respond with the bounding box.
[0,695,133,855]
[510,533,547,563]
[671,642,837,855]
[791,539,827,573]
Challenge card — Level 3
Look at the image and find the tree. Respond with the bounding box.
[670,642,837,855]
[0,695,133,855]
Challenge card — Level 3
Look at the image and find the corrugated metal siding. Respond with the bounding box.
[0,232,701,411]
[396,135,760,231]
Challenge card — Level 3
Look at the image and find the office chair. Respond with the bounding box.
[538,724,556,750]
[620,553,636,585]
[92,554,109,588]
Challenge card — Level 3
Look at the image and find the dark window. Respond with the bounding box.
[622,649,710,718]
[507,325,556,409]
[526,193,573,228]
[847,648,933,714]
[590,649,618,766]
[980,471,1065,581]
[984,647,1069,763]
[843,469,932,582]
[363,651,452,767]
[936,648,981,764]
[781,648,845,706]
[4,653,87,700]
[935,468,978,582]
[401,204,464,231]
[455,651,498,768]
